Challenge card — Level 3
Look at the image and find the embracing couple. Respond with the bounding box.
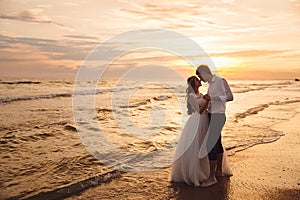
[170,65,233,187]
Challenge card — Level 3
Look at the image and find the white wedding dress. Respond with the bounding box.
[170,93,231,186]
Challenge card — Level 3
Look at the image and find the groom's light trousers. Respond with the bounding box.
[207,113,226,161]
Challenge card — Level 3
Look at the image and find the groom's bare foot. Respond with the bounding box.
[200,177,217,187]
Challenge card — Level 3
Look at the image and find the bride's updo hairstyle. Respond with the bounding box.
[186,76,199,115]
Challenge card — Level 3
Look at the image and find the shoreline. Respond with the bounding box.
[65,103,300,200]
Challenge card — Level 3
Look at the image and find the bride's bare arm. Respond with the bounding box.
[188,94,200,113]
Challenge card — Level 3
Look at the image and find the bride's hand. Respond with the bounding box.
[199,100,209,114]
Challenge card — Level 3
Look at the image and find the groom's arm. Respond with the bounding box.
[211,79,233,102]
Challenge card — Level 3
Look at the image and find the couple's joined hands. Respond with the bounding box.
[199,94,210,114]
[203,94,211,101]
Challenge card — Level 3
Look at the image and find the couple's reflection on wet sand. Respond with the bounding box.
[170,177,231,200]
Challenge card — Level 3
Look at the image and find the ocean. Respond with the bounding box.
[0,77,299,199]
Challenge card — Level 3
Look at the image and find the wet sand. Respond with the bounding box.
[67,103,300,200]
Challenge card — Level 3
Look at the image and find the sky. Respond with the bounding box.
[0,0,300,80]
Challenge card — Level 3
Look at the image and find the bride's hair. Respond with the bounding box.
[186,76,199,115]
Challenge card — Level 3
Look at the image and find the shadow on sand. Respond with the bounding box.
[170,177,231,200]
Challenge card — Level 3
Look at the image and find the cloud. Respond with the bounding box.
[0,34,87,61]
[0,33,126,62]
[164,23,195,29]
[143,3,201,15]
[0,10,66,27]
[63,2,80,7]
[0,44,10,49]
[118,2,244,32]
[0,60,77,78]
[210,50,290,58]
[209,50,300,59]
[64,35,99,40]
[0,57,37,62]
[120,2,204,25]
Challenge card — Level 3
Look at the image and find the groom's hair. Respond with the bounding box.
[196,65,212,75]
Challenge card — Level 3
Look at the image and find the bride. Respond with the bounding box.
[170,76,231,187]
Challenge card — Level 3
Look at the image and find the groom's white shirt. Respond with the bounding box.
[208,75,233,114]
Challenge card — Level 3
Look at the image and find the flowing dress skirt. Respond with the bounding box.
[170,112,210,186]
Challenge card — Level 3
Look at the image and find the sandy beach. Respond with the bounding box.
[1,79,299,200]
[66,103,300,200]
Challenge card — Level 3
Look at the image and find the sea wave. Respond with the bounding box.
[230,81,293,94]
[234,98,300,122]
[0,88,121,104]
[224,134,284,156]
[119,99,151,108]
[6,170,121,200]
[0,93,72,104]
[0,86,175,104]
[153,95,171,101]
[0,81,41,85]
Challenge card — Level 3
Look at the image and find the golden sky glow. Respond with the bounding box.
[0,0,300,79]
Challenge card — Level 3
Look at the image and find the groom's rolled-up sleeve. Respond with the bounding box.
[223,79,233,102]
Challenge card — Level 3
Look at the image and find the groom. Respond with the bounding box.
[196,65,233,187]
